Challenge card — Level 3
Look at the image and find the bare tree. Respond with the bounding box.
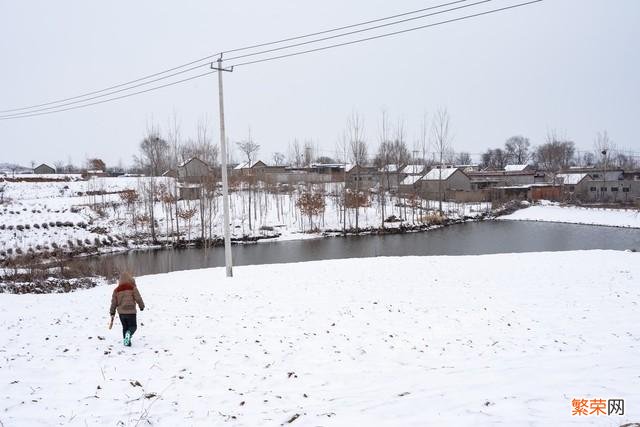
[431,108,452,214]
[347,112,368,234]
[504,135,531,164]
[375,109,392,226]
[272,152,286,166]
[455,151,472,165]
[418,112,429,165]
[481,148,508,169]
[287,139,303,167]
[236,134,260,231]
[135,126,170,243]
[535,131,575,172]
[166,113,181,243]
[53,160,65,174]
[594,130,615,167]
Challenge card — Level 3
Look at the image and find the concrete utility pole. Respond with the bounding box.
[601,149,607,203]
[213,56,234,277]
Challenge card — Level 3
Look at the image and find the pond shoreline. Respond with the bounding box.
[0,213,495,293]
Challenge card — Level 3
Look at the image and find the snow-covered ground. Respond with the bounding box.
[1,251,638,426]
[500,201,640,228]
[0,178,491,259]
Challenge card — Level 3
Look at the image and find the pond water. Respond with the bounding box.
[93,221,640,277]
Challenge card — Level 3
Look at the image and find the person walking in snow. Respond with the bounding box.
[109,272,145,347]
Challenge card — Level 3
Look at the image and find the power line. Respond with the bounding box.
[0,63,212,118]
[228,0,541,69]
[0,71,217,121]
[224,0,493,62]
[0,0,542,121]
[0,0,470,114]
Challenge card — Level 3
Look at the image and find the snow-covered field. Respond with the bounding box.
[1,251,638,426]
[0,177,491,259]
[500,202,640,228]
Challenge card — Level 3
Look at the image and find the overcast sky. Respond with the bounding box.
[1,0,639,167]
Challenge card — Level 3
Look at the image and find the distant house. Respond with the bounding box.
[556,172,591,198]
[233,160,267,177]
[467,170,535,190]
[398,174,424,194]
[345,164,378,189]
[399,164,427,177]
[504,164,533,172]
[557,168,636,203]
[178,157,212,183]
[378,164,402,190]
[421,168,472,200]
[33,163,55,174]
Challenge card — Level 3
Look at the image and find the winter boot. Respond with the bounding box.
[124,330,131,347]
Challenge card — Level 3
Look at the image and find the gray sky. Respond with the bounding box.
[1,0,639,167]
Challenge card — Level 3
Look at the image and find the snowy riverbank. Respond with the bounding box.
[500,202,640,228]
[0,177,491,260]
[1,251,639,425]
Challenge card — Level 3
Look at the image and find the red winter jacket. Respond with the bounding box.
[110,282,145,316]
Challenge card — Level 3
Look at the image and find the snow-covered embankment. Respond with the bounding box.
[500,202,640,228]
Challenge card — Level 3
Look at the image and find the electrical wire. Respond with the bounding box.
[223,0,493,62]
[0,0,470,114]
[0,0,542,120]
[228,0,541,68]
[0,63,212,118]
[0,71,217,121]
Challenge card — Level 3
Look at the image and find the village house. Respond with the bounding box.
[232,160,267,177]
[556,168,638,203]
[504,164,534,172]
[399,164,427,178]
[421,167,472,201]
[398,174,424,194]
[33,163,55,174]
[555,172,592,201]
[178,157,212,183]
[345,164,378,190]
[378,164,401,191]
[467,169,536,190]
[490,183,562,203]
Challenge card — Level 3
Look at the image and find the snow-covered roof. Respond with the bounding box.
[423,167,459,181]
[234,160,263,170]
[345,164,356,173]
[400,164,425,175]
[400,175,423,186]
[556,173,589,185]
[379,164,399,173]
[505,164,529,172]
[310,163,345,169]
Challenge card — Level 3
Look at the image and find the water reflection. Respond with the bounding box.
[94,221,640,277]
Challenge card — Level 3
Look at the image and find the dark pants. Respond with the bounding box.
[119,314,137,338]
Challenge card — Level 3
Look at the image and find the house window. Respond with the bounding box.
[623,187,630,193]
[611,187,618,192]
[568,185,575,192]
[600,187,607,192]
[590,187,597,192]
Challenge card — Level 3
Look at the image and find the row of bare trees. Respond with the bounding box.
[481,130,638,171]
